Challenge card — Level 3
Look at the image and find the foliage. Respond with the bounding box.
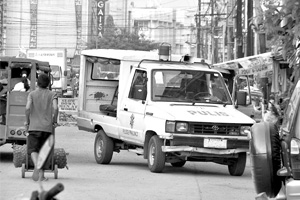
[258,0,300,95]
[87,15,159,51]
[260,0,300,59]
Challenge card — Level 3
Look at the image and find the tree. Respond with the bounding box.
[261,0,300,58]
[258,0,300,94]
[87,15,159,51]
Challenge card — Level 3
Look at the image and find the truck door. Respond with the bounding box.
[232,74,262,121]
[118,69,147,145]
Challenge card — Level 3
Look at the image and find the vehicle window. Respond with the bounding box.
[0,62,8,85]
[129,70,147,100]
[294,105,300,138]
[152,70,231,104]
[50,65,60,79]
[282,81,300,133]
[90,57,120,80]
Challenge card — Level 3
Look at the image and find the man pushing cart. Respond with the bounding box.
[23,73,58,181]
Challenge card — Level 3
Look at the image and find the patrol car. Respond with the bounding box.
[77,45,255,175]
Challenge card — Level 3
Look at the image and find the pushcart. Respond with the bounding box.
[13,126,67,179]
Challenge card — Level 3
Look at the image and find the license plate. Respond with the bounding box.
[204,139,227,149]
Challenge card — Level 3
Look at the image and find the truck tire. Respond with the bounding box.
[13,145,27,168]
[147,135,165,173]
[228,152,246,176]
[250,122,282,198]
[54,148,67,169]
[94,130,114,164]
[171,161,186,167]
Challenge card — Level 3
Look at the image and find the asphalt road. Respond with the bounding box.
[0,125,258,200]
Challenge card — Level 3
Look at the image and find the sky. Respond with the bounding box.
[159,0,197,9]
[132,0,197,10]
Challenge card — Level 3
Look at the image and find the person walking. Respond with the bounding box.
[24,73,58,181]
[0,82,7,124]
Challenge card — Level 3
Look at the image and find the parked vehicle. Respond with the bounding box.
[27,48,68,97]
[77,45,255,175]
[0,57,52,146]
[212,53,274,122]
[250,80,300,199]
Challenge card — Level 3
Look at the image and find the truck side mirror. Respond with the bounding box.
[232,75,252,106]
[236,91,247,106]
[64,70,67,76]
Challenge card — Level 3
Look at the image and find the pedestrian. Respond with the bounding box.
[24,73,58,181]
[13,69,30,91]
[261,97,281,128]
[0,82,7,124]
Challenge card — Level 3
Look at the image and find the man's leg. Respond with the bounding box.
[30,152,39,181]
[31,152,38,166]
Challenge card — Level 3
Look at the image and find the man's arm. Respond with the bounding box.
[25,93,32,125]
[52,96,58,123]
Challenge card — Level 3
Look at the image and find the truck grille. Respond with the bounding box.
[190,123,241,135]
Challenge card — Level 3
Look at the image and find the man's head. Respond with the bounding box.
[21,70,28,78]
[37,73,50,89]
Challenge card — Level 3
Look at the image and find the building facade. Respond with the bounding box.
[0,0,199,62]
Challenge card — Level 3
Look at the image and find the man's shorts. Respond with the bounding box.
[27,131,51,155]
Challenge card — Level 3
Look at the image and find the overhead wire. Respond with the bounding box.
[1,1,231,51]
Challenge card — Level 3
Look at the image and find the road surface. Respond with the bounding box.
[0,125,258,200]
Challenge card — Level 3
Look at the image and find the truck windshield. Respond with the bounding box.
[152,70,232,104]
[50,65,60,79]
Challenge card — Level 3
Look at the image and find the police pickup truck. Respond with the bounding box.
[76,45,255,175]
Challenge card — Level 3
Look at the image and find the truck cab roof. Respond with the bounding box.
[81,49,184,62]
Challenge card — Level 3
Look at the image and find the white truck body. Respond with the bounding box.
[77,49,255,175]
[26,48,67,96]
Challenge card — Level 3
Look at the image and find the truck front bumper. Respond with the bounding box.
[162,146,248,155]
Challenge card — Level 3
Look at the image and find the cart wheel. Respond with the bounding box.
[21,163,25,178]
[54,164,58,179]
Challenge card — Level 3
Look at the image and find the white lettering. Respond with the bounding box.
[97,1,104,8]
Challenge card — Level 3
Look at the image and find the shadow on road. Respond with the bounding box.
[105,160,233,177]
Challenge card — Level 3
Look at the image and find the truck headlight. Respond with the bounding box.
[166,121,176,132]
[166,121,188,133]
[176,122,188,132]
[240,126,251,136]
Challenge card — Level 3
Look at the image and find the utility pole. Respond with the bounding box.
[246,0,254,56]
[211,0,214,64]
[235,0,243,58]
[196,0,201,58]
[226,0,234,61]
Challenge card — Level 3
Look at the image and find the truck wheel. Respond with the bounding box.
[171,161,186,167]
[228,152,246,176]
[250,122,282,198]
[147,135,165,173]
[94,130,114,164]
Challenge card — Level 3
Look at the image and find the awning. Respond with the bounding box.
[212,52,274,76]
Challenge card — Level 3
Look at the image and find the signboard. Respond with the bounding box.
[58,98,78,124]
[0,0,3,53]
[238,53,273,76]
[97,0,105,38]
[30,0,38,49]
[213,52,273,76]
